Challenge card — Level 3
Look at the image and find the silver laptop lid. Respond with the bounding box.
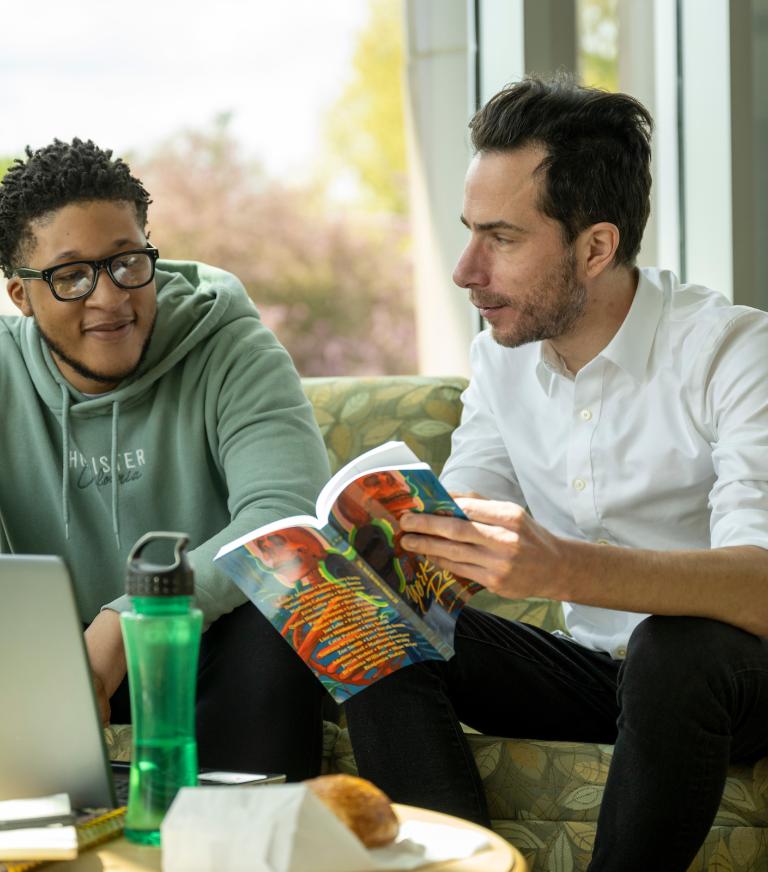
[0,555,117,808]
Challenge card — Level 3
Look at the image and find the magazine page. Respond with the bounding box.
[315,441,426,520]
[326,466,482,639]
[214,523,454,702]
[214,516,321,559]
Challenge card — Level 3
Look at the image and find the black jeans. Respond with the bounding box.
[344,606,768,872]
[109,602,326,781]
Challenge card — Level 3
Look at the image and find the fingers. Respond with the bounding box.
[401,531,486,563]
[454,498,527,526]
[401,503,525,545]
[401,512,500,546]
[423,556,488,586]
[407,549,514,595]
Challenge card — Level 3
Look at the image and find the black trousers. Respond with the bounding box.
[109,602,326,781]
[344,606,768,872]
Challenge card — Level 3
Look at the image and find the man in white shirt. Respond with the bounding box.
[344,77,768,872]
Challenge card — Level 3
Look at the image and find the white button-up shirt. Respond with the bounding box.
[441,268,768,657]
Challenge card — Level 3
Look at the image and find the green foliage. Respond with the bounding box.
[0,156,16,181]
[322,0,408,213]
[132,119,415,377]
[578,0,619,92]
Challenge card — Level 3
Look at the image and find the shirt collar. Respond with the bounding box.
[534,269,664,393]
[535,342,571,394]
[599,269,664,383]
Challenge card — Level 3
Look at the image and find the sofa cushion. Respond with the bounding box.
[327,724,768,870]
[490,821,768,872]
[302,376,467,475]
[328,724,768,827]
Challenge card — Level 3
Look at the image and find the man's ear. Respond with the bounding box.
[6,277,33,316]
[577,222,620,280]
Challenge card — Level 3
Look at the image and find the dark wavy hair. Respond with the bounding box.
[469,76,653,266]
[0,138,151,277]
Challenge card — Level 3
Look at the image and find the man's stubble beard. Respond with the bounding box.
[32,309,157,388]
[487,248,587,349]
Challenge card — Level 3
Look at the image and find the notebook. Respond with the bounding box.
[0,555,119,809]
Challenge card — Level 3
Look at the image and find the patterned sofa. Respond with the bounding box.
[107,375,768,871]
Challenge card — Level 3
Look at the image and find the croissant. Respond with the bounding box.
[305,773,400,848]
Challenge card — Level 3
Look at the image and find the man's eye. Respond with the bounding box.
[57,268,89,284]
[494,236,513,245]
[113,254,139,269]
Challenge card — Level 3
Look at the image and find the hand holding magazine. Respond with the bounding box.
[215,442,481,702]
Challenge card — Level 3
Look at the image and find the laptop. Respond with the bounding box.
[0,555,119,808]
[0,555,284,809]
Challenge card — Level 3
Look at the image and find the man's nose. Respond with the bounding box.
[86,267,130,307]
[452,240,487,289]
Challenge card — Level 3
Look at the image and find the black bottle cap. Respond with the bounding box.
[126,532,194,597]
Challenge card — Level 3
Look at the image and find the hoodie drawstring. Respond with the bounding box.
[111,401,121,550]
[59,389,122,550]
[60,385,71,541]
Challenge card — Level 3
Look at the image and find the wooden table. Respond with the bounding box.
[42,804,528,872]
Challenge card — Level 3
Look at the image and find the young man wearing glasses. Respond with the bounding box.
[0,139,331,779]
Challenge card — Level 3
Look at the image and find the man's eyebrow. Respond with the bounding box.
[52,239,143,262]
[459,216,528,234]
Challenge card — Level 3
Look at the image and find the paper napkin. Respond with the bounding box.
[161,785,489,872]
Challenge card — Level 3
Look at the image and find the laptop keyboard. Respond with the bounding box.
[111,767,130,806]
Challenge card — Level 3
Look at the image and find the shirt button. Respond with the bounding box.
[615,646,628,658]
[596,539,610,545]
[573,478,586,491]
[580,409,592,421]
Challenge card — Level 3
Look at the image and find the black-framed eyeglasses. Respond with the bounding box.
[13,247,160,302]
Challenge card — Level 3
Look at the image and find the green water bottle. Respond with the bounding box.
[120,532,203,846]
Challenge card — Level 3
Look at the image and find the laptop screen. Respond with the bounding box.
[0,555,117,808]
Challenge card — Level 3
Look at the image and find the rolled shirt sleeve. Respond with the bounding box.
[705,310,768,552]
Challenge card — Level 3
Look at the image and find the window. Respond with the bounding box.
[0,0,418,374]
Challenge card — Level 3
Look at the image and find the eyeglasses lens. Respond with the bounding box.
[52,265,95,300]
[110,252,154,288]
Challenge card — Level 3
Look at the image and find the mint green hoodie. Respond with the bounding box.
[0,261,330,623]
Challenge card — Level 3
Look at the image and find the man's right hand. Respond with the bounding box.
[84,609,127,727]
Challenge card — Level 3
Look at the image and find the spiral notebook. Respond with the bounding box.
[0,807,126,872]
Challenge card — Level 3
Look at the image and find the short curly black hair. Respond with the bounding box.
[0,138,152,277]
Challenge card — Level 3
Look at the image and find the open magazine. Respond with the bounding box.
[214,442,481,702]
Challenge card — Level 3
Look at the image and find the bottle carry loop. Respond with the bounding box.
[126,532,194,598]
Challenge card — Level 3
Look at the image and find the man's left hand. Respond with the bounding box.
[400,498,570,600]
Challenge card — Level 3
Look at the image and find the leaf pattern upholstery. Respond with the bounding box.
[302,376,466,477]
[105,375,768,871]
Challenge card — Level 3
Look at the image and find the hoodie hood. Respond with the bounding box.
[16,260,261,548]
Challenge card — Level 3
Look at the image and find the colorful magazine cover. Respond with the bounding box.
[214,442,481,702]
